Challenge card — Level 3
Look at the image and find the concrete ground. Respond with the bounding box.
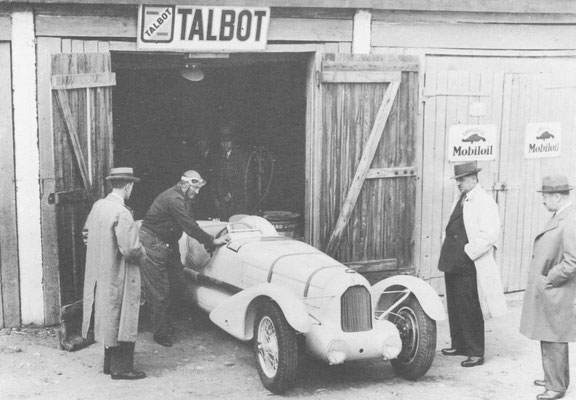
[0,293,561,400]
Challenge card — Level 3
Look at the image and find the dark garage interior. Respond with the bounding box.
[112,52,308,222]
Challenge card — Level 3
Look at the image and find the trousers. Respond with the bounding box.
[104,342,136,374]
[139,229,186,338]
[541,341,570,392]
[445,273,485,357]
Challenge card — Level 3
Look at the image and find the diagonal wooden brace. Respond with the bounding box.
[325,79,400,256]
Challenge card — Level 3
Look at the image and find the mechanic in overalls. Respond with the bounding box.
[139,170,230,347]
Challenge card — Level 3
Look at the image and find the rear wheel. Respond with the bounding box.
[388,295,436,380]
[253,301,298,394]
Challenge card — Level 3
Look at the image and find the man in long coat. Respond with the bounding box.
[81,167,146,380]
[520,175,576,400]
[438,161,507,368]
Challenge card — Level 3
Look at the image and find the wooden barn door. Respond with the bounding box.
[50,53,115,305]
[318,54,419,280]
[419,67,502,292]
[497,70,576,292]
[420,56,576,294]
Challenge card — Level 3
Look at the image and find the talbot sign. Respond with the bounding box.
[524,122,561,159]
[138,5,271,51]
[448,124,497,162]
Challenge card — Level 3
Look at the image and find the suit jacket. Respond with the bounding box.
[520,204,576,342]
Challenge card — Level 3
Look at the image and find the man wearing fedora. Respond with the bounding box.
[520,175,576,400]
[139,170,231,347]
[81,167,147,380]
[438,161,507,368]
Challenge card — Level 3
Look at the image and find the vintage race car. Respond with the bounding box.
[178,215,446,394]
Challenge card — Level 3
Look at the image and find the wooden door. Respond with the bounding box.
[420,68,503,292]
[50,53,115,305]
[318,54,419,279]
[497,71,576,292]
[420,56,576,294]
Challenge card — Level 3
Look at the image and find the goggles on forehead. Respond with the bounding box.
[182,176,206,188]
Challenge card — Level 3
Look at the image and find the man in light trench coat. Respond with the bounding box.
[438,161,508,367]
[81,167,147,380]
[520,175,576,400]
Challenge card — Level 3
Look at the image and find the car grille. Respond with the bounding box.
[341,285,372,332]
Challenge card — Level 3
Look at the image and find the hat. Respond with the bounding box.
[218,123,236,141]
[105,167,140,182]
[537,175,573,193]
[451,161,482,179]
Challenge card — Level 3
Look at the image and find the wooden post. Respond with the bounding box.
[352,9,372,54]
[12,8,44,325]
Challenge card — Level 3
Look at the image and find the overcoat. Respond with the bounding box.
[459,184,508,319]
[520,204,576,342]
[81,194,144,347]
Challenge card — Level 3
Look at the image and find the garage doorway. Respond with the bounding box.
[111,52,309,224]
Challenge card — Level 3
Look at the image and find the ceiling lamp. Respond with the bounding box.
[181,64,204,82]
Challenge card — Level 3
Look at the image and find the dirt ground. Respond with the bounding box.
[0,293,558,400]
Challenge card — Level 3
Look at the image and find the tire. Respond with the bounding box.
[253,301,298,394]
[388,295,436,380]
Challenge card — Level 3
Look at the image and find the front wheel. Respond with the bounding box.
[253,301,298,394]
[388,295,436,380]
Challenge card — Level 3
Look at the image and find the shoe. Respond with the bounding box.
[537,389,565,400]
[111,370,147,380]
[441,348,465,356]
[153,335,173,347]
[461,356,484,367]
[534,380,546,387]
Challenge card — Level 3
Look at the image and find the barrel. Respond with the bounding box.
[263,211,302,239]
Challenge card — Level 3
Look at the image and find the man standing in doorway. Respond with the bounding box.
[438,161,507,367]
[140,170,230,347]
[82,167,146,380]
[212,122,252,221]
[520,175,576,400]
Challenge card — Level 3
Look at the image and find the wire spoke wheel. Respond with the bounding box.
[387,295,437,380]
[257,316,279,377]
[253,301,298,394]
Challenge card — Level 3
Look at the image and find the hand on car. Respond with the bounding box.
[213,234,231,246]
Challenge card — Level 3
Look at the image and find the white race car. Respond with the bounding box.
[179,215,446,394]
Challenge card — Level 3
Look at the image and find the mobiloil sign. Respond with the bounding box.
[448,124,497,162]
[524,122,561,159]
[138,5,271,51]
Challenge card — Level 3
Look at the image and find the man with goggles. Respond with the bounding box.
[139,170,230,348]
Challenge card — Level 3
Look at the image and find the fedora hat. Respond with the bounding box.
[537,175,573,193]
[451,161,482,179]
[105,167,140,182]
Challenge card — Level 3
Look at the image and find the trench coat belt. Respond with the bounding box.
[140,226,173,248]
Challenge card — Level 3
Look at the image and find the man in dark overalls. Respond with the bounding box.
[139,170,230,347]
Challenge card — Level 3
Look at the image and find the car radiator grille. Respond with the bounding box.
[341,285,372,332]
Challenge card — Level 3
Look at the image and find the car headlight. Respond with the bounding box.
[326,340,348,365]
[381,334,402,360]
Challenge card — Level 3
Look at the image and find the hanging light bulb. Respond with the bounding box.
[181,64,204,81]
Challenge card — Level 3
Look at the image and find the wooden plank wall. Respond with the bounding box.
[37,37,115,323]
[497,71,576,292]
[0,42,20,328]
[372,10,576,51]
[319,54,418,267]
[374,44,576,294]
[34,5,354,44]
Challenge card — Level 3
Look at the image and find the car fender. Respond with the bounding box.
[371,275,446,321]
[209,283,312,341]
